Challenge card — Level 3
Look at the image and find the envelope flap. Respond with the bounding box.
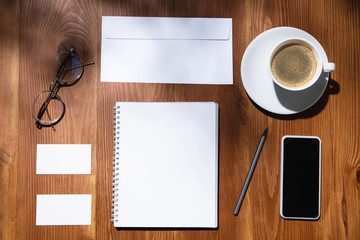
[103,16,232,40]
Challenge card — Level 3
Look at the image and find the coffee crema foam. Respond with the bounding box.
[271,43,317,88]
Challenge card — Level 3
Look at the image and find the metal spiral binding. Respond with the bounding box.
[111,105,121,223]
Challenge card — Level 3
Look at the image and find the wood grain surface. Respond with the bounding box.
[0,0,359,239]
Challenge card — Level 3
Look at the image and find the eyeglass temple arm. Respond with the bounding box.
[35,107,55,131]
[59,62,95,80]
[36,90,59,128]
[44,107,56,131]
[68,62,95,71]
[35,109,56,131]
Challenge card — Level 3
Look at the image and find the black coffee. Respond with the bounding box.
[271,43,317,88]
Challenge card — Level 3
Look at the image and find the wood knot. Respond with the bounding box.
[0,150,13,165]
[356,167,360,183]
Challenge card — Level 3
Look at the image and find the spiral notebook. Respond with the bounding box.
[112,102,219,228]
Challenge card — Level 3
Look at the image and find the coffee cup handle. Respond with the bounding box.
[323,62,335,72]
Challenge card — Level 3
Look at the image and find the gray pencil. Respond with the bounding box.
[233,128,268,216]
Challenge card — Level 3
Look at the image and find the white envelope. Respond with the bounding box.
[101,16,233,84]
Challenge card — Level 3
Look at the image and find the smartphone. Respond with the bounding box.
[280,136,321,220]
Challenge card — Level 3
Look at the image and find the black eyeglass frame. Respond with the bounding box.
[32,48,94,131]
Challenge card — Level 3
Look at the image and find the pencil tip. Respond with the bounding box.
[263,128,268,137]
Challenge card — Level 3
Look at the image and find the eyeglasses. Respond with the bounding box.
[32,48,94,131]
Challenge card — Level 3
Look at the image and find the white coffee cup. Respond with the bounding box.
[269,38,335,91]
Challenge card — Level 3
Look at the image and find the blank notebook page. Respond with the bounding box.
[112,102,218,228]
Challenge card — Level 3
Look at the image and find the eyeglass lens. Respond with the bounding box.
[32,91,65,126]
[51,51,83,85]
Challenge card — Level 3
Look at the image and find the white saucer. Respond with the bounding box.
[241,27,330,115]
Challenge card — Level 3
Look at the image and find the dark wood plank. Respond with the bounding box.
[0,1,19,240]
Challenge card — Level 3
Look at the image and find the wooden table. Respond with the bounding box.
[1,0,359,239]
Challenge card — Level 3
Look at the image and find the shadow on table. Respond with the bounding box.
[251,77,340,120]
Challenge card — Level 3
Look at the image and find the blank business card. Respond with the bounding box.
[36,194,92,225]
[36,144,91,174]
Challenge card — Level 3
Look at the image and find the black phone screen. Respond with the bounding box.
[281,136,321,220]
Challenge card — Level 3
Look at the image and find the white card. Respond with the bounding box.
[36,144,91,174]
[36,194,92,226]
